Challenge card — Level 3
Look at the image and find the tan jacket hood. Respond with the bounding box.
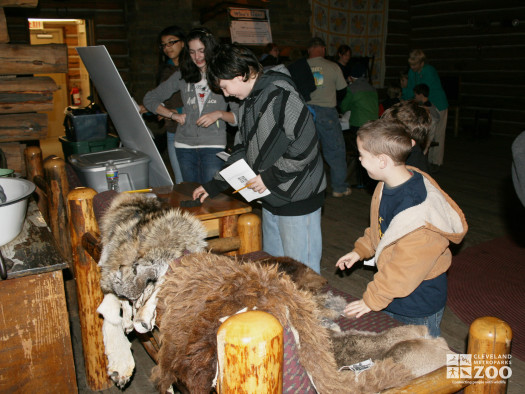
[374,167,468,260]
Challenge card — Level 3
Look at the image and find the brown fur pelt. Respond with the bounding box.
[153,252,415,394]
[331,325,450,377]
[242,255,346,324]
[248,255,328,293]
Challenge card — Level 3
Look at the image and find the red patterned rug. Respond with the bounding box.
[447,236,525,361]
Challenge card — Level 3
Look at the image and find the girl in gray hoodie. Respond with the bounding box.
[144,27,238,184]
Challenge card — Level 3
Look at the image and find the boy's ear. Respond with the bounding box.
[378,153,389,169]
[411,139,416,147]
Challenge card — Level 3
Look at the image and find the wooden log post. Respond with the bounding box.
[217,310,283,393]
[219,214,239,256]
[24,145,48,221]
[238,213,261,254]
[44,156,72,262]
[382,316,512,394]
[67,187,112,391]
[465,316,512,394]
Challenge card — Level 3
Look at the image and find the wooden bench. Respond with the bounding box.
[24,146,513,393]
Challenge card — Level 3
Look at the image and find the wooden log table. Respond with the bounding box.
[0,201,77,392]
[67,182,261,390]
[153,182,261,255]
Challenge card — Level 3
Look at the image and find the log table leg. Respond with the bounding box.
[67,187,112,391]
[220,214,239,256]
[44,156,71,261]
[238,213,261,254]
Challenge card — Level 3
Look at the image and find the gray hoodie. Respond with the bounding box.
[143,70,238,147]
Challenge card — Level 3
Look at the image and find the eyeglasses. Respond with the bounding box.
[160,39,181,49]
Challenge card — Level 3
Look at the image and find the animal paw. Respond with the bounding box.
[108,363,134,388]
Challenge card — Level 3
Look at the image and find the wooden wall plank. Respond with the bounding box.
[0,113,48,140]
[0,141,26,174]
[0,271,77,392]
[0,43,67,74]
[0,0,38,7]
[382,0,525,136]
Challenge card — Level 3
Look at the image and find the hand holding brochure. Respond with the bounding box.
[219,159,271,202]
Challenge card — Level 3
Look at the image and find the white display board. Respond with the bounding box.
[76,46,173,189]
[228,8,272,45]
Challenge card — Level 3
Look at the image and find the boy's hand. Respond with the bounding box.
[192,186,209,203]
[336,251,360,270]
[344,299,371,319]
[247,175,267,194]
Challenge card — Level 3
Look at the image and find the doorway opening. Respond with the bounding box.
[28,18,92,158]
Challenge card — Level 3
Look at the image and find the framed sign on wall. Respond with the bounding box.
[228,8,272,45]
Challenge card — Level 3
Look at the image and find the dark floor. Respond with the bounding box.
[68,129,525,393]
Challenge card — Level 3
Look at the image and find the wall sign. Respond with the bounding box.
[228,7,272,45]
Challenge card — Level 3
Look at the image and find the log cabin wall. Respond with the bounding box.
[5,0,313,105]
[5,1,524,137]
[385,0,525,136]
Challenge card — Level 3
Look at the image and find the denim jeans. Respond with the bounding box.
[310,105,348,193]
[167,132,183,184]
[175,147,224,184]
[383,307,445,337]
[262,208,322,273]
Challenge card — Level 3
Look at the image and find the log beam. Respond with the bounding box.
[0,113,47,141]
[0,0,39,7]
[0,43,68,75]
[0,76,58,114]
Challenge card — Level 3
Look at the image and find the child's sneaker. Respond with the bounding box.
[332,188,352,197]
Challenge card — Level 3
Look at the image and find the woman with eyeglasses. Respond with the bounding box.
[143,27,237,184]
[151,25,186,183]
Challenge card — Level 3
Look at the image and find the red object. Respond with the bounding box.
[71,87,81,106]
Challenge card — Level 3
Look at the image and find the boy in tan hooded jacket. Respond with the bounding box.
[336,119,467,336]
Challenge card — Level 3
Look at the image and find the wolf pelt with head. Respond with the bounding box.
[153,252,450,394]
[96,193,207,387]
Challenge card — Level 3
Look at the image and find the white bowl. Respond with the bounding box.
[0,178,36,246]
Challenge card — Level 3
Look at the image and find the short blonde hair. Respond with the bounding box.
[357,119,412,165]
[408,49,426,66]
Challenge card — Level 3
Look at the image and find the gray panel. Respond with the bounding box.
[76,46,173,188]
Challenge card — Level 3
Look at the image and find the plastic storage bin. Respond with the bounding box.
[68,147,150,192]
[64,112,108,142]
[59,134,120,159]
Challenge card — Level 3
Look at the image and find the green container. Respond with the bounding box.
[59,134,120,158]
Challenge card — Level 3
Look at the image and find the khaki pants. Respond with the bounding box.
[428,108,448,166]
